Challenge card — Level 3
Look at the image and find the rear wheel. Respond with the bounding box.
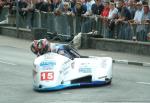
[105,78,112,85]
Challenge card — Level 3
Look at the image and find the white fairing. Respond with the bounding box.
[33,53,112,90]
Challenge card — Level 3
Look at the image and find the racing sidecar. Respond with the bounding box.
[33,53,112,91]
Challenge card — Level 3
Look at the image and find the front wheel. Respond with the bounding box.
[105,78,112,85]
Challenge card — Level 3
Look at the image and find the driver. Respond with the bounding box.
[30,38,80,59]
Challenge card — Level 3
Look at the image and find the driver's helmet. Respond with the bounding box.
[37,39,49,55]
[30,40,39,55]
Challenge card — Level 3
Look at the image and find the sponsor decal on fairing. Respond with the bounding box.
[40,60,56,70]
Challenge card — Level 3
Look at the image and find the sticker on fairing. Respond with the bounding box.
[79,68,92,73]
[40,60,56,69]
[40,72,54,81]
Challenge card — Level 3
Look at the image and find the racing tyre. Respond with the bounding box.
[105,78,112,85]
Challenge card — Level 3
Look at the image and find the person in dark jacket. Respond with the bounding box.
[72,1,87,16]
[91,0,104,15]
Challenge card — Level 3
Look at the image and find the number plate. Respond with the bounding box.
[41,72,54,81]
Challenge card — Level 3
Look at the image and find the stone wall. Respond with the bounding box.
[0,26,150,56]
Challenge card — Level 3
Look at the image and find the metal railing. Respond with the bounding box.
[0,7,150,42]
[0,6,9,22]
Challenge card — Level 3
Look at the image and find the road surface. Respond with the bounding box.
[0,36,150,103]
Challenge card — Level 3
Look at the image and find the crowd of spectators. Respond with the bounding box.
[0,0,148,19]
[0,0,150,41]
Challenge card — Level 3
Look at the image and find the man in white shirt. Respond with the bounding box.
[108,2,118,19]
[133,1,144,23]
[83,0,95,16]
[133,1,147,41]
[142,4,150,22]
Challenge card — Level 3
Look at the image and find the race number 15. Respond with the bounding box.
[41,72,54,81]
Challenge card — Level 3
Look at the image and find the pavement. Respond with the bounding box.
[0,35,150,67]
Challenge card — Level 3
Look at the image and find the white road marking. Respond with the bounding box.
[61,92,72,95]
[114,59,128,64]
[0,58,17,66]
[136,82,150,85]
[143,63,150,67]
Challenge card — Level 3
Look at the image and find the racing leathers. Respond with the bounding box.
[50,43,81,60]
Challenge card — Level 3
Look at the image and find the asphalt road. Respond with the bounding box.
[0,36,150,103]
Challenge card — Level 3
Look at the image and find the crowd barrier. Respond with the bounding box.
[0,6,9,22]
[0,7,150,42]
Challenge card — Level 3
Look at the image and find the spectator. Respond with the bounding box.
[53,0,64,15]
[127,0,136,19]
[47,0,54,12]
[26,0,34,12]
[100,0,110,18]
[133,1,146,41]
[72,1,87,16]
[83,0,95,16]
[115,0,132,40]
[108,1,118,19]
[107,1,118,32]
[18,0,28,17]
[115,0,132,23]
[139,4,150,41]
[25,0,35,29]
[0,0,13,6]
[8,0,16,15]
[70,0,76,9]
[91,0,104,15]
[81,0,86,4]
[0,0,17,25]
[61,1,72,15]
[142,4,150,23]
[18,0,35,16]
[0,0,5,8]
[35,0,49,12]
[52,0,63,10]
[133,1,143,23]
[0,0,16,15]
[99,0,110,38]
